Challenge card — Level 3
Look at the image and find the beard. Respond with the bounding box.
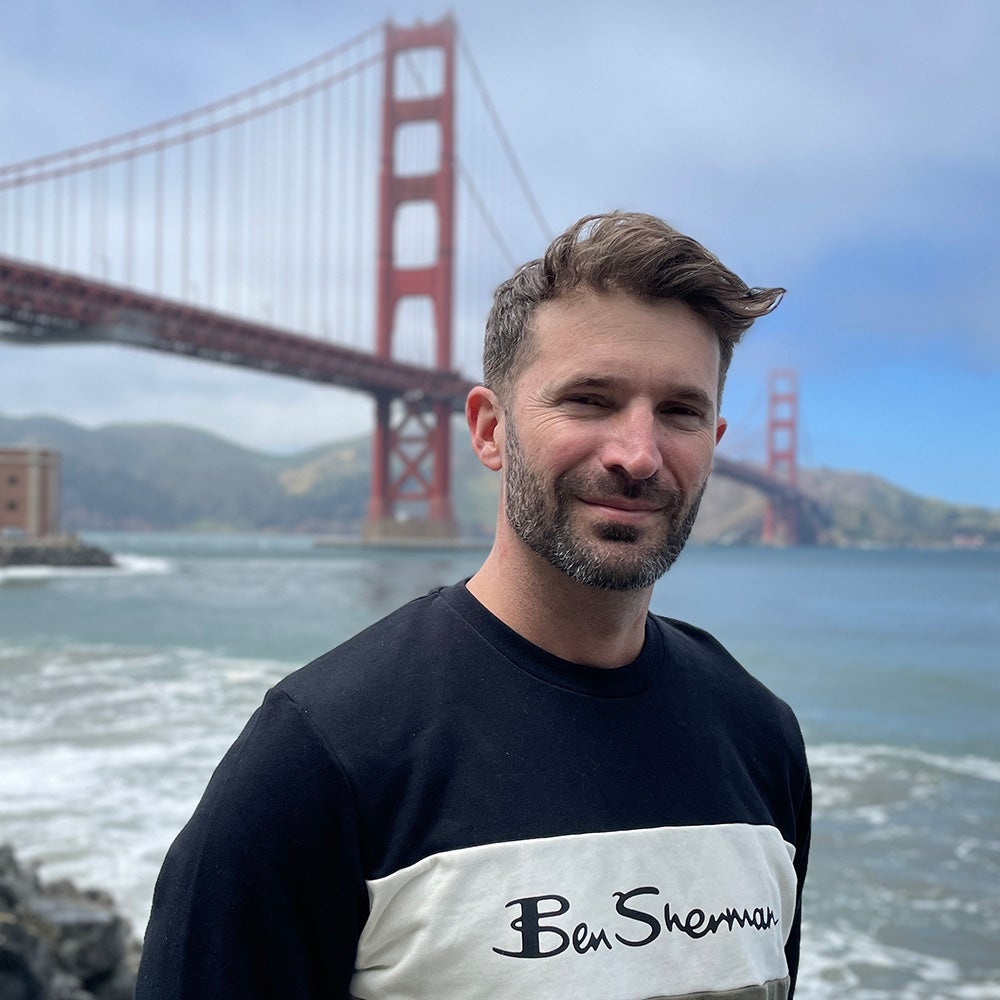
[502,418,706,592]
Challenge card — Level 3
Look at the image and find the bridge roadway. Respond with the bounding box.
[0,255,470,405]
[0,254,827,543]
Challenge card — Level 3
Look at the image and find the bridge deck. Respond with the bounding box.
[0,255,473,408]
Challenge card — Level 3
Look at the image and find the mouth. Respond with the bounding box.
[580,497,664,520]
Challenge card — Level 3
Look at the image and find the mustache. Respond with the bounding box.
[556,470,686,508]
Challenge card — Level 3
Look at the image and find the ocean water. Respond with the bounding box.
[1,534,997,998]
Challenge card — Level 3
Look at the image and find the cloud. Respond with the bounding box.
[2,0,998,504]
[0,342,374,452]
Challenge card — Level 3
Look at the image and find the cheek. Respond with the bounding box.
[519,425,591,470]
[661,434,718,481]
[551,441,599,479]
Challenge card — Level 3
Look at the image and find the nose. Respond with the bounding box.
[600,405,663,482]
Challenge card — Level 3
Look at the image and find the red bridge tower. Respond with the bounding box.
[365,17,458,542]
[762,369,800,545]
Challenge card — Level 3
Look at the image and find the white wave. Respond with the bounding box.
[0,564,77,583]
[110,553,173,574]
[0,552,172,585]
[798,921,1000,999]
[0,644,292,930]
[810,742,1000,785]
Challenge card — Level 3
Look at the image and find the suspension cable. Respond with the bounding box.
[0,23,383,180]
[456,28,552,244]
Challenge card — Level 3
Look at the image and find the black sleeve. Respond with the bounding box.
[136,687,367,999]
[785,761,812,999]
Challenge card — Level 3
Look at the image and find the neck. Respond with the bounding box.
[466,532,653,669]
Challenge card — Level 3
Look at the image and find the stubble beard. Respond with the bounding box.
[502,418,706,592]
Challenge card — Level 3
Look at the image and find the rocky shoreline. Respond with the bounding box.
[0,535,114,568]
[0,844,140,999]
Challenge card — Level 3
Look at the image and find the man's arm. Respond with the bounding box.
[136,688,366,999]
[785,763,812,998]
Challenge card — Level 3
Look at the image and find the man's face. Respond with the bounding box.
[498,291,726,592]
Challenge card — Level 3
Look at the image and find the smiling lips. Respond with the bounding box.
[580,497,664,519]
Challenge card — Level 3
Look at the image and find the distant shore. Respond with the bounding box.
[315,533,491,551]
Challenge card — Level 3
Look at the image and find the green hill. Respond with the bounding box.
[0,413,484,536]
[694,469,1000,548]
[1,413,996,547]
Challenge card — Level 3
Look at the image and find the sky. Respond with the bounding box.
[1,0,998,508]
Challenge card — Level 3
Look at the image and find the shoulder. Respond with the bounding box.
[652,613,806,754]
[279,582,473,701]
[267,582,494,766]
[652,615,810,849]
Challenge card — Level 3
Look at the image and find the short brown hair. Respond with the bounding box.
[483,211,784,399]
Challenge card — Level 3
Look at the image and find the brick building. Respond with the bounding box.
[0,448,60,536]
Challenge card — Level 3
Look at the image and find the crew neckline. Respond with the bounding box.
[436,581,663,698]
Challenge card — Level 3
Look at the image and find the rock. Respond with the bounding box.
[0,914,53,1000]
[0,845,138,1000]
[0,846,41,910]
[0,535,114,568]
[23,894,125,986]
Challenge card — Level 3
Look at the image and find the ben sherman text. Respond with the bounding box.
[493,886,779,960]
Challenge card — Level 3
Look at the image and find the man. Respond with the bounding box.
[137,212,811,999]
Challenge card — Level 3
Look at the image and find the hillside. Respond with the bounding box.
[693,470,1000,548]
[2,414,997,547]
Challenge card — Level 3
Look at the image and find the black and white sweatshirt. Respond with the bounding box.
[137,582,811,1000]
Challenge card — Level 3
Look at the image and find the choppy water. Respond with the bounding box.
[1,535,997,998]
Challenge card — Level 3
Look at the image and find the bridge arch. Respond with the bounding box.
[712,456,829,545]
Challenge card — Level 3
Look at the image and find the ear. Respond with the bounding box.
[715,415,727,446]
[466,385,504,472]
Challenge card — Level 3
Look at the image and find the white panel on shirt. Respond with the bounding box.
[351,823,797,1000]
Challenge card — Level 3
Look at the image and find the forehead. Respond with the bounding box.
[521,291,721,387]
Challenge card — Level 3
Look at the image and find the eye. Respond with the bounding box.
[564,394,609,408]
[660,403,707,425]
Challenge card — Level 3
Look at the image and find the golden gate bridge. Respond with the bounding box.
[0,16,823,545]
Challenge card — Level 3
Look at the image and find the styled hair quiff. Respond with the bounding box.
[482,211,784,399]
